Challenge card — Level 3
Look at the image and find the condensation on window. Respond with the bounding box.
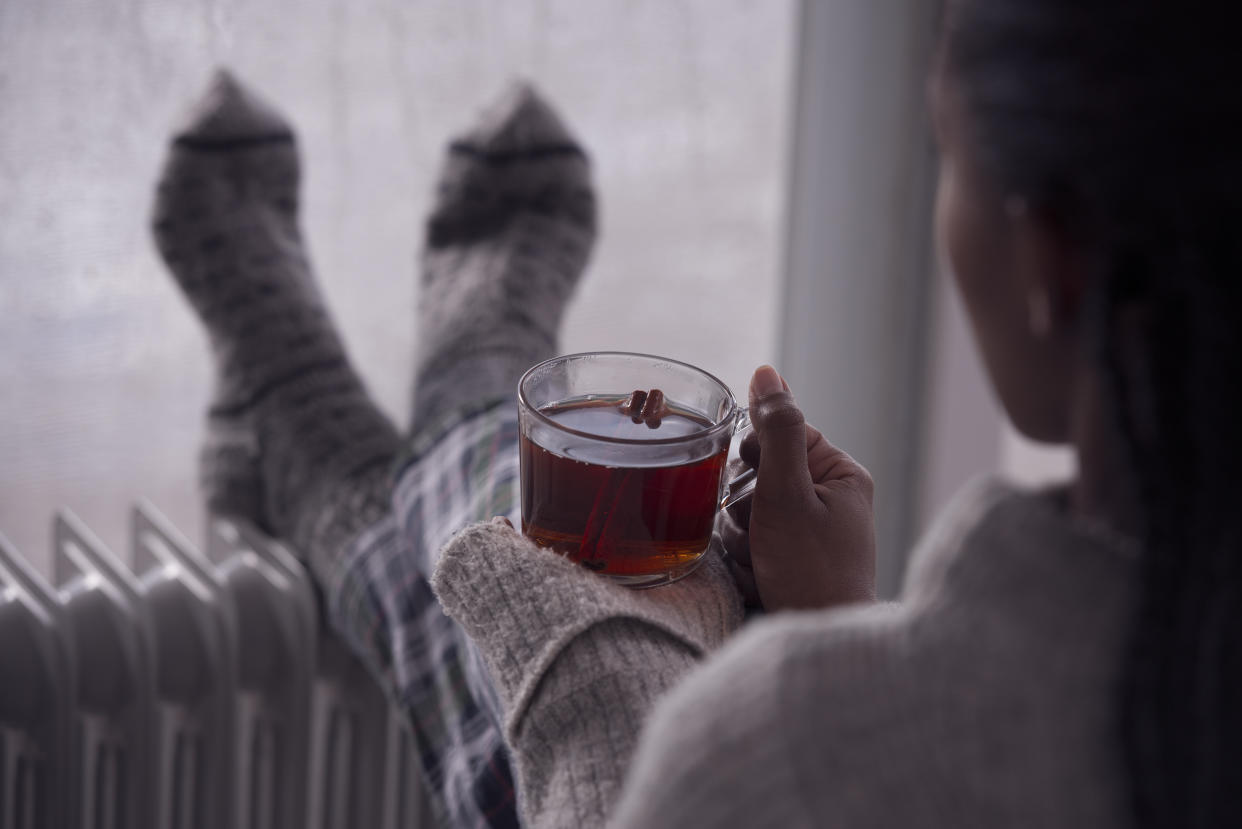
[0,0,795,573]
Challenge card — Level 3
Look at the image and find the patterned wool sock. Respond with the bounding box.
[152,70,400,569]
[411,82,597,432]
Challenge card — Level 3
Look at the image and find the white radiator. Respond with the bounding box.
[0,505,432,829]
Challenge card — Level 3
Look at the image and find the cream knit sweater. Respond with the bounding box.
[432,479,1138,828]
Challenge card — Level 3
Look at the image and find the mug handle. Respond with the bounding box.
[719,408,757,511]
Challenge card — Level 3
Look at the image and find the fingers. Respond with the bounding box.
[742,369,871,501]
[741,420,835,481]
[803,427,874,502]
[739,429,761,470]
[748,366,815,500]
[718,507,751,565]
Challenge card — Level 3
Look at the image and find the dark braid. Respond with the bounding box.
[942,2,1242,826]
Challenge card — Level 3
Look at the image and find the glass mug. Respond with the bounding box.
[518,352,757,588]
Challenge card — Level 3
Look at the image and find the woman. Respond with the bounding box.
[156,1,1238,826]
[431,1,1241,826]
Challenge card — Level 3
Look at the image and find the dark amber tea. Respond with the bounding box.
[519,352,751,587]
[520,395,728,579]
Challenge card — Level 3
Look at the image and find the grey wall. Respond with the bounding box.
[779,1,940,596]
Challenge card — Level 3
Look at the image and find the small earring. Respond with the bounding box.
[1028,288,1052,337]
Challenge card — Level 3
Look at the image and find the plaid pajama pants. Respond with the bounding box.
[324,399,523,828]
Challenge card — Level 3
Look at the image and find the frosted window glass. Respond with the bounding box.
[0,0,795,573]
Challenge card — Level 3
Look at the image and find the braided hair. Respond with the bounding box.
[940,2,1242,826]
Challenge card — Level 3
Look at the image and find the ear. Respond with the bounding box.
[1005,197,1089,335]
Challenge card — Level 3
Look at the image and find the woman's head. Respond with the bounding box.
[932,1,1239,442]
[933,2,1241,827]
[930,70,1080,443]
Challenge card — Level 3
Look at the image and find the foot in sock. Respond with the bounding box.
[411,82,597,431]
[152,70,400,566]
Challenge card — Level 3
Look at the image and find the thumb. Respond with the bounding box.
[748,366,814,500]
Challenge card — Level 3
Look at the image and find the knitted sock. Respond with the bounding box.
[411,82,596,432]
[152,70,400,569]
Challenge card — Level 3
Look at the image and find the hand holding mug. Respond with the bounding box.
[722,366,876,611]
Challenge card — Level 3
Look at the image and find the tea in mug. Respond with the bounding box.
[519,395,727,577]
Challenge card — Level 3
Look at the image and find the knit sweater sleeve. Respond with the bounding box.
[431,522,745,828]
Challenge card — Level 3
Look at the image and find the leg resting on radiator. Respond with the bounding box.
[151,71,596,828]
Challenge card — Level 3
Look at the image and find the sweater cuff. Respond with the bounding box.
[431,522,742,721]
